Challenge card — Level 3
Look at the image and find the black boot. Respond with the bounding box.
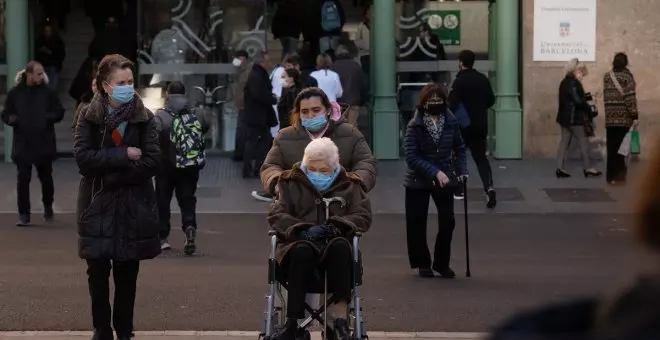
[44,205,54,222]
[272,318,298,340]
[333,318,351,340]
[90,329,113,340]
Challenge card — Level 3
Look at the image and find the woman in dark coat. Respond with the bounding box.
[404,83,468,278]
[73,54,160,340]
[555,58,601,178]
[69,57,98,107]
[277,67,303,130]
[267,137,371,340]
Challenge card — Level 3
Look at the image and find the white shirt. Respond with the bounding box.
[310,69,343,102]
[270,66,285,98]
[270,66,285,137]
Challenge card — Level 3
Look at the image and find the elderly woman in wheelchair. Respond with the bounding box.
[264,137,372,340]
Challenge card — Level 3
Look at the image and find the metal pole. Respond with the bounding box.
[4,0,29,163]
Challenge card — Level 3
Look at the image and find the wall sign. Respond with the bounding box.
[533,0,597,61]
[427,10,462,46]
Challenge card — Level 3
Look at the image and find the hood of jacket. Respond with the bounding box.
[165,94,190,114]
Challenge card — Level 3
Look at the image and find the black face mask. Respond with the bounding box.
[425,102,446,116]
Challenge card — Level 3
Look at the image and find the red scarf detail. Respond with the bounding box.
[111,128,123,146]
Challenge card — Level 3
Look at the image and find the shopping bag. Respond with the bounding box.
[618,129,632,157]
[631,130,641,154]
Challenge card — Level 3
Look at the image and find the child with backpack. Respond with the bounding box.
[154,81,209,255]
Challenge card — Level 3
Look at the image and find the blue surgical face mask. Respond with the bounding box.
[108,84,135,104]
[301,113,329,132]
[304,167,339,192]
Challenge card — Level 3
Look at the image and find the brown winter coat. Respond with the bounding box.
[234,62,251,110]
[267,164,372,264]
[260,119,377,195]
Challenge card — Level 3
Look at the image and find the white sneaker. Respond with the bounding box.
[160,239,171,250]
[251,190,274,202]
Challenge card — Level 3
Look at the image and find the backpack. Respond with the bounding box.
[321,0,342,32]
[169,109,206,169]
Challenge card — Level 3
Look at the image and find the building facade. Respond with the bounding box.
[2,0,654,162]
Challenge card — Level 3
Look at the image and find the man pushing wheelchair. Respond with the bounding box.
[266,137,372,340]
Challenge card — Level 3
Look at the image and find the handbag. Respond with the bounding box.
[617,128,632,157]
[631,129,641,154]
[453,102,471,129]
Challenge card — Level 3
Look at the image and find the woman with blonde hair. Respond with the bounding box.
[310,53,343,103]
[555,58,601,178]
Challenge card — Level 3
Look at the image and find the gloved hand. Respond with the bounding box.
[304,225,327,240]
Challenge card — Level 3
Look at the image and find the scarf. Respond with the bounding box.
[423,113,445,145]
[101,95,136,130]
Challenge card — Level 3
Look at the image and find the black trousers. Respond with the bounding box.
[16,161,54,215]
[86,259,140,337]
[606,126,629,182]
[155,166,200,240]
[463,130,493,192]
[405,187,455,270]
[285,241,352,319]
[243,125,273,175]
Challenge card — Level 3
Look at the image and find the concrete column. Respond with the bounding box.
[487,1,498,154]
[371,0,399,159]
[4,0,29,163]
[493,0,522,159]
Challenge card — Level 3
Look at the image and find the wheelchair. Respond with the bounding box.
[260,230,368,340]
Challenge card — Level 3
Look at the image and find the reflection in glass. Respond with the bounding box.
[137,0,268,153]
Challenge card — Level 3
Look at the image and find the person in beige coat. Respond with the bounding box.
[252,87,377,202]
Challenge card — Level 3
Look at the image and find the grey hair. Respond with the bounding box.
[302,137,340,169]
[14,69,49,85]
[565,58,588,76]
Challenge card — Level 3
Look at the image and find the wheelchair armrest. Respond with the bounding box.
[268,230,277,236]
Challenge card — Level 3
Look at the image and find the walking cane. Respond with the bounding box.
[321,197,346,340]
[463,179,471,277]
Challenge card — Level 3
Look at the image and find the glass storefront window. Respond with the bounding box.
[137,0,268,153]
[395,0,494,151]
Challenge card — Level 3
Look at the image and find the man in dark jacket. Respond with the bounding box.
[1,61,65,226]
[243,51,278,178]
[154,81,209,254]
[34,23,66,91]
[448,50,497,208]
[331,45,366,125]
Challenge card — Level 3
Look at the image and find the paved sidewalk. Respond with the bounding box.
[0,331,486,340]
[0,157,644,214]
